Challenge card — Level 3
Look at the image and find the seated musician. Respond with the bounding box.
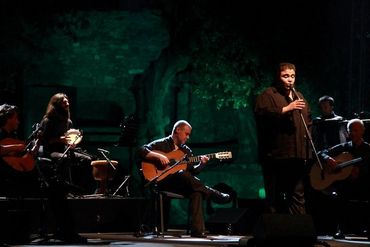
[0,103,87,244]
[308,95,347,234]
[39,93,92,192]
[318,119,370,239]
[38,94,91,243]
[0,104,39,197]
[312,95,347,151]
[137,120,231,238]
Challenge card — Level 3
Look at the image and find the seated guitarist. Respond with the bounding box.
[0,103,40,198]
[137,120,231,238]
[318,118,370,239]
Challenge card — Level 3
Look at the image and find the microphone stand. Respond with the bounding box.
[291,87,325,180]
[59,131,83,162]
[291,89,331,247]
[57,131,83,185]
[98,150,116,171]
[112,175,130,196]
[24,123,42,151]
[97,149,120,196]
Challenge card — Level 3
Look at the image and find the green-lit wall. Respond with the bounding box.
[0,9,264,199]
[2,0,369,229]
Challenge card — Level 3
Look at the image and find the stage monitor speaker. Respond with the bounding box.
[253,214,317,247]
[206,208,248,235]
[0,209,31,244]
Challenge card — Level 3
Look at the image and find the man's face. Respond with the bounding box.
[280,68,296,92]
[175,125,192,145]
[319,101,333,116]
[6,113,20,132]
[349,122,365,142]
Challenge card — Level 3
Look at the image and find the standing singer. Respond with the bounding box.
[254,62,312,214]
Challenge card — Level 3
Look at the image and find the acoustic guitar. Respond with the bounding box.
[141,149,232,182]
[309,152,363,191]
[0,135,40,172]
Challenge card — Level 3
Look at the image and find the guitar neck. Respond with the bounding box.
[187,153,216,163]
[337,157,363,169]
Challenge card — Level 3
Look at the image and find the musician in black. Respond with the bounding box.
[39,93,90,243]
[40,93,93,194]
[318,119,370,239]
[0,104,39,198]
[312,95,347,151]
[307,95,347,234]
[0,102,89,244]
[137,120,231,238]
[254,62,312,215]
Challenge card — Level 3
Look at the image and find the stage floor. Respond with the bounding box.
[1,197,369,246]
[19,230,369,247]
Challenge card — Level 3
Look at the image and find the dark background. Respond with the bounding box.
[0,0,369,203]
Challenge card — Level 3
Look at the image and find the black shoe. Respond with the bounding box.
[57,233,88,244]
[208,187,231,204]
[191,232,207,238]
[334,230,345,239]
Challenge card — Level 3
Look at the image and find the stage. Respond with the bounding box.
[1,196,369,246]
[27,231,370,247]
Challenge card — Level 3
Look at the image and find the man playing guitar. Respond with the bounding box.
[316,119,370,239]
[0,103,39,197]
[137,120,231,238]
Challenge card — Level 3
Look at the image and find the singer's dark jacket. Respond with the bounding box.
[254,86,312,161]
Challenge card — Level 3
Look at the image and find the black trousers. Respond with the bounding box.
[261,158,307,214]
[155,170,208,234]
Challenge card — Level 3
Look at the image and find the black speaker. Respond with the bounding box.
[253,214,317,246]
[206,208,248,235]
[69,197,147,233]
[0,209,31,244]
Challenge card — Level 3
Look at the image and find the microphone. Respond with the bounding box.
[97,148,110,154]
[290,86,301,100]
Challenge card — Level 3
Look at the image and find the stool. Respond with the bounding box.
[158,191,185,235]
[91,160,118,194]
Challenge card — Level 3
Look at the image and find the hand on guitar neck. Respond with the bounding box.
[142,149,232,182]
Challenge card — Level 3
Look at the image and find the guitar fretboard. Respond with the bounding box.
[337,157,362,169]
[187,153,217,163]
